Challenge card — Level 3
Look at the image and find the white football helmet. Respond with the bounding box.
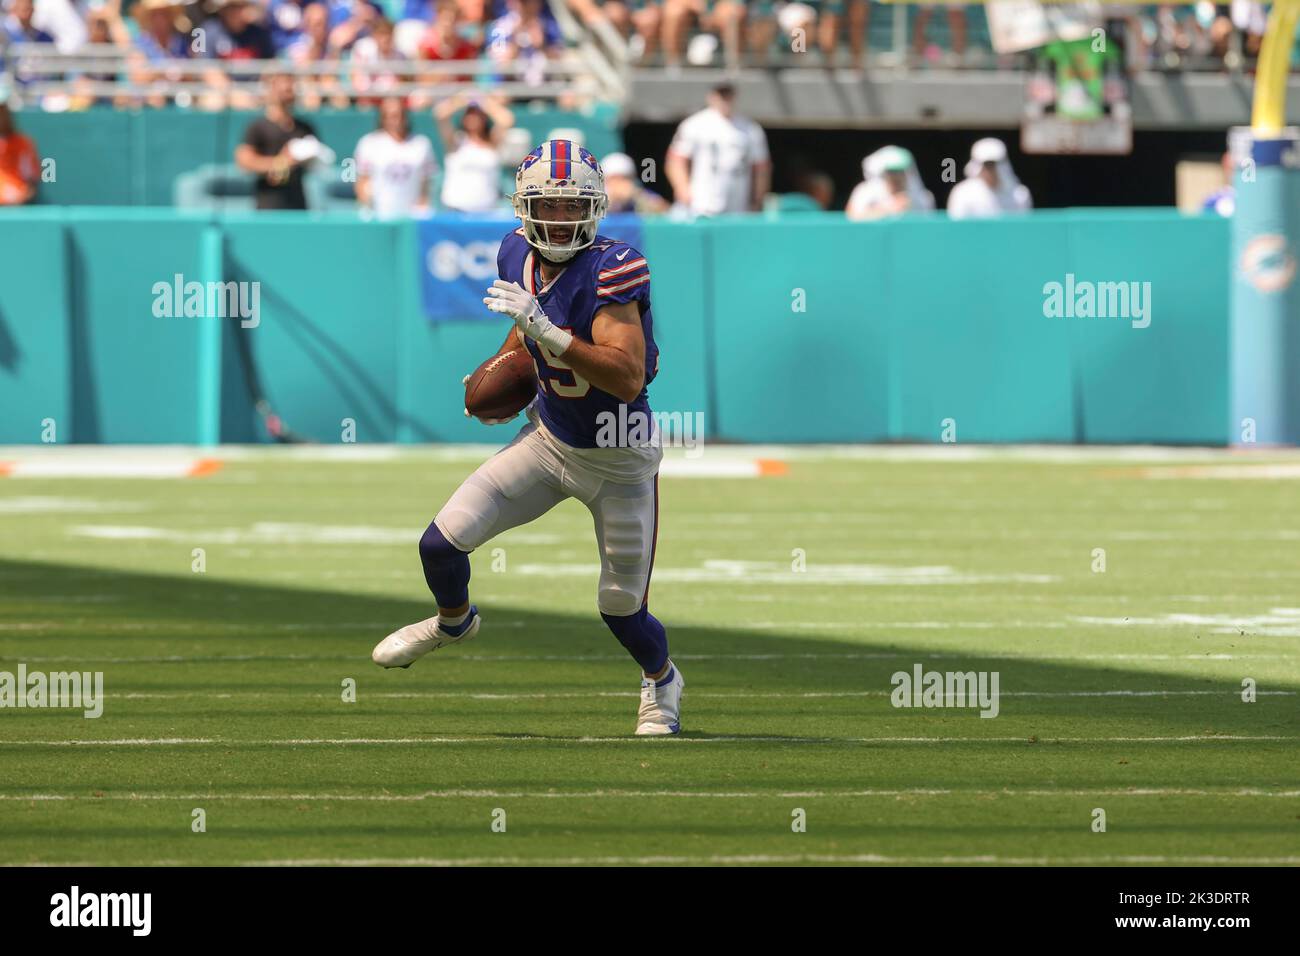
[512,139,609,263]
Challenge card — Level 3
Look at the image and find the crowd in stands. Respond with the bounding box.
[1,0,1282,94]
[567,1,1277,71]
[0,0,570,108]
[4,74,1240,216]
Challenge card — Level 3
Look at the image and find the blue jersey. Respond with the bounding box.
[497,229,659,449]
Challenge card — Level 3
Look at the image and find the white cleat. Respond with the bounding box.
[635,661,684,735]
[371,606,480,669]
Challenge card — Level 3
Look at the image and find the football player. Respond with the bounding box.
[371,140,683,735]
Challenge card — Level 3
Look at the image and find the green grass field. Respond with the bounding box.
[1,445,1298,866]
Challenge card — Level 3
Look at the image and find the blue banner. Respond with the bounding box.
[418,213,644,322]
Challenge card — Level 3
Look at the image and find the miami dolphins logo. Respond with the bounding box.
[1241,234,1297,294]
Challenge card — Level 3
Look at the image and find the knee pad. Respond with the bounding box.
[598,583,643,617]
[434,476,500,551]
[597,493,653,616]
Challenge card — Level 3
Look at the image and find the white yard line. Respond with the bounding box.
[249,853,1300,866]
[13,651,1295,665]
[1,734,1293,747]
[3,786,1298,802]
[110,689,1296,701]
[11,853,1300,866]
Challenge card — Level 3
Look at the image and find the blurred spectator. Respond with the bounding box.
[130,0,193,60]
[129,0,231,108]
[28,0,87,52]
[1202,151,1235,217]
[419,0,479,63]
[235,73,324,209]
[661,0,706,69]
[285,2,350,109]
[412,1,479,105]
[206,0,276,60]
[842,0,869,69]
[355,95,436,218]
[709,0,745,67]
[268,0,317,54]
[567,0,664,64]
[0,96,40,205]
[798,170,836,209]
[665,82,770,215]
[946,137,1031,220]
[2,0,55,92]
[567,0,655,60]
[395,0,437,23]
[487,0,562,85]
[202,0,274,109]
[85,2,132,51]
[846,145,933,220]
[912,4,966,63]
[350,16,405,101]
[456,0,490,29]
[628,1,663,63]
[1228,0,1266,58]
[804,0,870,69]
[69,1,132,110]
[434,91,512,212]
[602,151,667,213]
[3,0,54,44]
[329,0,383,52]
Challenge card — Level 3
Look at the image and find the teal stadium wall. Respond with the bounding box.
[0,208,1228,445]
[13,107,623,207]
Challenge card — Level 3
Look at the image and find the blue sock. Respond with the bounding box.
[601,606,669,675]
[439,607,477,636]
[418,521,471,609]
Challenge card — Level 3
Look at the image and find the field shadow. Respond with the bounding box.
[0,555,1295,741]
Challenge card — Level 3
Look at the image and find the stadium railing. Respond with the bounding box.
[0,40,617,106]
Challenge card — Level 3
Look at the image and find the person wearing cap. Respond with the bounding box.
[205,0,276,60]
[845,145,934,221]
[946,137,1032,221]
[664,83,770,217]
[602,151,668,215]
[128,0,231,108]
[129,0,193,61]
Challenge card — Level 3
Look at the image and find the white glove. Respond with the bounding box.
[462,373,517,425]
[483,280,573,355]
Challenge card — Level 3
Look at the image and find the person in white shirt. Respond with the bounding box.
[354,97,437,220]
[845,145,934,220]
[435,92,515,214]
[946,137,1032,220]
[664,83,770,217]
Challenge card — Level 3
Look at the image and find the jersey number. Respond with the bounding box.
[533,341,591,399]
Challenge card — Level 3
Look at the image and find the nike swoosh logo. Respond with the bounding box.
[615,250,630,261]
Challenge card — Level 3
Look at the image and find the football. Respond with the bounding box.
[464,347,537,420]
